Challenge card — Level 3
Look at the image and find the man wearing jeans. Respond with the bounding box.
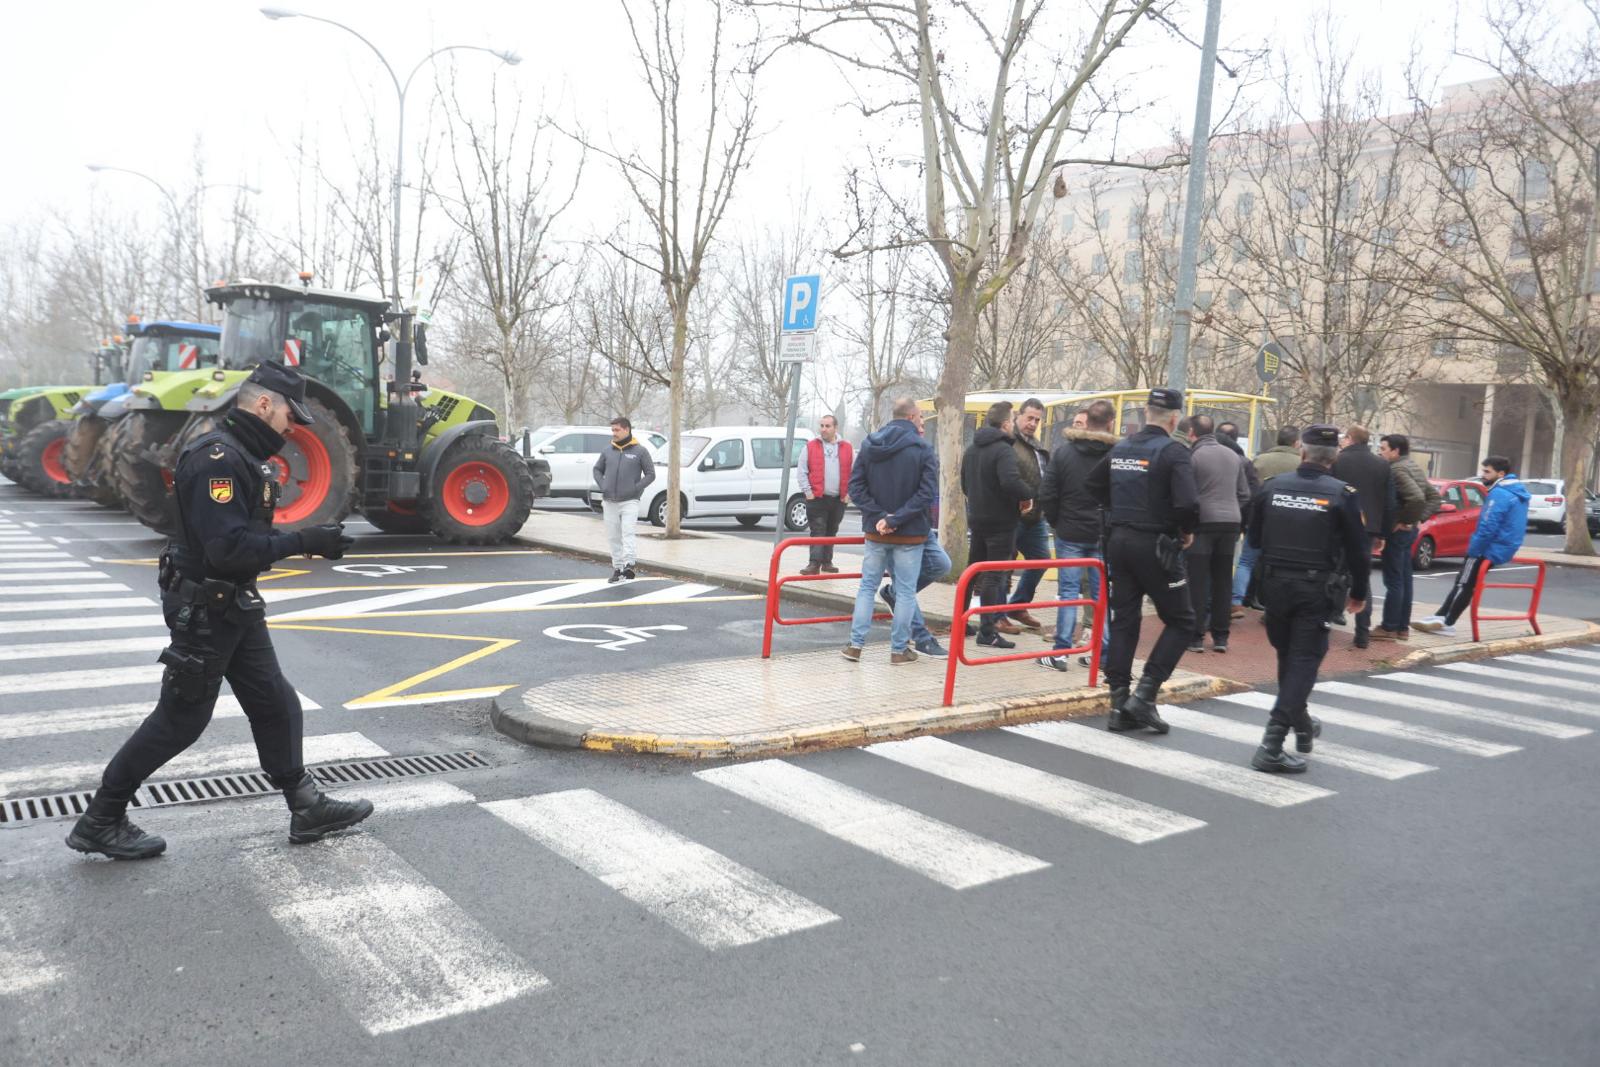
[1371,433,1440,641]
[1036,399,1117,672]
[1002,398,1052,632]
[843,398,939,664]
[592,416,656,584]
[797,414,852,575]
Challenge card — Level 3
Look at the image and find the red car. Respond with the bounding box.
[1371,478,1484,569]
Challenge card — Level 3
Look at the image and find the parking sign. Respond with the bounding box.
[782,275,821,332]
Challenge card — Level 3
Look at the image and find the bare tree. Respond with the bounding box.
[1384,0,1600,554]
[755,0,1170,557]
[579,0,760,535]
[724,207,818,422]
[829,211,939,422]
[580,250,675,419]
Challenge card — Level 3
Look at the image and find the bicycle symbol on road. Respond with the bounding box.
[332,563,450,578]
[542,624,687,652]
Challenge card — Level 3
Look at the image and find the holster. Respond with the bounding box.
[1154,533,1185,581]
[1324,571,1352,621]
[158,643,224,703]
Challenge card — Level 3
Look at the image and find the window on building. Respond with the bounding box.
[1511,213,1545,259]
[1290,187,1312,210]
[1201,238,1218,265]
[1443,220,1471,248]
[1236,192,1255,216]
[1124,292,1143,314]
[1375,174,1396,202]
[1126,211,1143,239]
[1227,288,1245,313]
[1432,337,1456,357]
[1449,165,1477,192]
[1095,208,1110,230]
[1280,287,1301,313]
[1523,159,1551,199]
[1091,252,1108,276]
[1284,233,1308,258]
[1511,272,1537,300]
[1369,279,1393,303]
[1195,290,1214,311]
[1374,226,1397,248]
[1123,249,1143,282]
[1339,179,1361,213]
[1231,235,1249,264]
[1059,212,1076,236]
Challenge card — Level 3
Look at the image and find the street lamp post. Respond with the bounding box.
[260,7,519,310]
[1165,0,1224,393]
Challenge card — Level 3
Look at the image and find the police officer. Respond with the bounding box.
[1086,387,1199,733]
[67,362,370,859]
[1245,424,1370,773]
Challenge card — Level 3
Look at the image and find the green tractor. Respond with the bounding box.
[0,376,98,498]
[65,320,221,508]
[122,278,549,543]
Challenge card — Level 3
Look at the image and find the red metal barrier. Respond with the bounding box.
[1469,555,1545,642]
[944,558,1106,706]
[762,536,889,658]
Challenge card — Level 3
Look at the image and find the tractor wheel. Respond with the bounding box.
[422,434,535,545]
[362,504,430,535]
[64,416,105,482]
[17,421,75,498]
[89,417,130,509]
[112,411,187,536]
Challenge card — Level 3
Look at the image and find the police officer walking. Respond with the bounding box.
[1244,425,1370,773]
[67,363,372,859]
[1086,388,1199,733]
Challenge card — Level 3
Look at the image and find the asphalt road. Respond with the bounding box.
[4,479,1600,1065]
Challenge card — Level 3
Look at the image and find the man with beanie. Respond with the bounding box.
[593,416,656,583]
[67,362,370,859]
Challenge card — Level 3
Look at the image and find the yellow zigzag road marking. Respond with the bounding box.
[269,622,518,709]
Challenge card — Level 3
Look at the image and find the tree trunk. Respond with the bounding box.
[1559,394,1597,556]
[935,290,979,577]
[666,311,689,537]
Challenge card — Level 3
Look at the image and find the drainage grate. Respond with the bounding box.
[0,751,489,827]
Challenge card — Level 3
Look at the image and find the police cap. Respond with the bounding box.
[1147,387,1184,411]
[245,361,314,425]
[1301,424,1340,447]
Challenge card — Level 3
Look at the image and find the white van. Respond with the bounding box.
[589,426,816,530]
[518,425,668,500]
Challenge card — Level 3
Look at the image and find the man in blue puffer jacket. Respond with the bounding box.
[1413,455,1530,637]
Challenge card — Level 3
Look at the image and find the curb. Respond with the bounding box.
[490,672,1246,760]
[1389,620,1600,669]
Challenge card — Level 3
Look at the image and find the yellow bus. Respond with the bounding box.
[918,388,1276,452]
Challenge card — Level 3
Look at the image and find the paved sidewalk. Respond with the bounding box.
[1518,546,1600,570]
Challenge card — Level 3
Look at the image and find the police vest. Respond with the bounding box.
[169,429,282,579]
[1259,470,1348,571]
[1108,431,1175,530]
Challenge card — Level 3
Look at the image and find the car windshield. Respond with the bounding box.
[679,436,710,466]
[220,299,283,369]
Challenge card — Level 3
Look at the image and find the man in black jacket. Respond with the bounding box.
[1037,398,1117,672]
[1331,423,1394,648]
[959,401,1033,648]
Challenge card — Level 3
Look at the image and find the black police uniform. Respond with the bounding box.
[68,363,367,860]
[1245,430,1371,773]
[1086,388,1199,732]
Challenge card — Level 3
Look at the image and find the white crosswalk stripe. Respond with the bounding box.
[0,596,156,614]
[866,735,1205,843]
[244,833,548,1035]
[272,584,495,620]
[0,615,167,635]
[695,760,1049,889]
[1005,721,1334,806]
[1156,705,1436,779]
[1549,647,1600,663]
[0,635,168,662]
[1375,671,1600,719]
[1318,680,1591,739]
[0,664,163,698]
[483,788,840,949]
[621,582,724,605]
[0,583,130,597]
[1216,692,1521,756]
[1501,652,1600,678]
[1437,661,1595,695]
[0,691,322,741]
[0,552,73,560]
[0,570,111,582]
[0,560,91,571]
[0,731,382,797]
[468,578,626,612]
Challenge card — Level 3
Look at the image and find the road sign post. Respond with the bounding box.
[775,275,821,549]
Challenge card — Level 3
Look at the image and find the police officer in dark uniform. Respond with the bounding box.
[1086,387,1199,733]
[1245,424,1370,773]
[67,362,371,859]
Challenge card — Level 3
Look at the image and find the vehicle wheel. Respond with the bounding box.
[113,411,189,536]
[89,417,130,509]
[17,420,75,498]
[783,494,809,532]
[422,434,535,545]
[362,503,431,535]
[64,415,105,482]
[735,514,761,527]
[1414,535,1437,571]
[266,400,358,531]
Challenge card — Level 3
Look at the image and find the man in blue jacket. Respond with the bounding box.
[1413,455,1530,637]
[844,397,939,664]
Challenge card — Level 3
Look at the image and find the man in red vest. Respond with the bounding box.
[798,413,853,574]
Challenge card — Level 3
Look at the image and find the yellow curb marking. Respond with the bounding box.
[269,621,517,708]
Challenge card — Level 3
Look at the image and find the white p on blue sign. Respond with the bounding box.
[782,275,821,332]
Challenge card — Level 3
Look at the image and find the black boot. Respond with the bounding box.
[1120,675,1169,734]
[283,773,374,844]
[1252,722,1308,774]
[66,795,166,860]
[1294,715,1323,754]
[1107,685,1140,732]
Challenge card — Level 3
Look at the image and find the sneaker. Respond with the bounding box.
[914,638,949,659]
[1187,641,1205,653]
[1210,639,1229,654]
[607,570,623,585]
[1078,654,1094,667]
[880,582,897,607]
[1036,654,1070,673]
[623,567,637,581]
[890,648,919,665]
[841,645,862,662]
[976,632,1016,649]
[1411,616,1448,634]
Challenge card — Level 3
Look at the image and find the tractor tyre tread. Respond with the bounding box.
[422,434,535,545]
[17,421,75,499]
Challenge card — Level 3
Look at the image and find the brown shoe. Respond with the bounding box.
[890,649,919,665]
[820,563,839,574]
[994,619,1023,635]
[1011,610,1044,631]
[841,645,862,662]
[799,563,822,576]
[1369,627,1408,642]
[1230,605,1246,619]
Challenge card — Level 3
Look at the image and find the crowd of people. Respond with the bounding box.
[829,390,1531,774]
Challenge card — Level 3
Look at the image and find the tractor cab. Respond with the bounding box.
[125,320,221,384]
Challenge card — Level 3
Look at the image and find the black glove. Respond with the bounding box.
[300,523,355,560]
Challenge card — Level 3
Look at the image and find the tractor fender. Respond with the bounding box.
[185,380,365,460]
[98,394,132,420]
[420,420,500,492]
